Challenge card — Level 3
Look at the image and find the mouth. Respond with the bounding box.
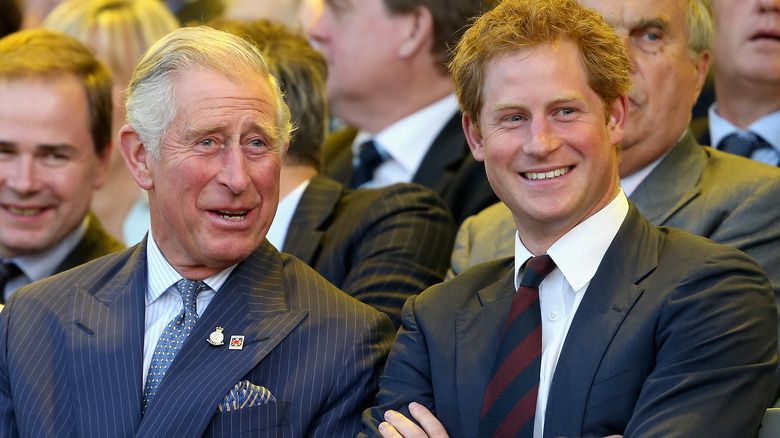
[522,166,572,181]
[213,209,248,221]
[4,205,46,216]
[750,29,780,43]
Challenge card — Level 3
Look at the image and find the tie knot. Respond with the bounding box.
[176,279,205,308]
[0,261,21,281]
[520,255,556,289]
[720,132,770,158]
[349,140,385,188]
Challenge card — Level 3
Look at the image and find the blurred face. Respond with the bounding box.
[712,0,780,85]
[307,0,409,121]
[464,41,627,248]
[142,69,287,276]
[0,76,109,258]
[581,0,709,177]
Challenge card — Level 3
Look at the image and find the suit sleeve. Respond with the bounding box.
[0,302,18,438]
[624,248,778,437]
[341,184,456,328]
[310,310,395,438]
[359,296,439,438]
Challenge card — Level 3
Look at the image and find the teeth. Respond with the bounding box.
[217,210,247,221]
[524,167,571,180]
[8,206,43,216]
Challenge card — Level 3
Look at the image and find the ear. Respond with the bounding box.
[119,124,154,190]
[398,6,434,59]
[92,141,112,190]
[691,49,711,103]
[607,95,629,147]
[463,113,485,162]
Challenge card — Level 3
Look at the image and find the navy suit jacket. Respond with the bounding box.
[322,113,498,225]
[282,174,456,328]
[0,239,395,437]
[362,204,777,437]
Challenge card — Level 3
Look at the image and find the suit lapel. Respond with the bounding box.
[69,242,147,436]
[455,262,516,438]
[413,113,469,193]
[543,206,657,438]
[282,174,343,264]
[137,242,307,437]
[629,131,707,225]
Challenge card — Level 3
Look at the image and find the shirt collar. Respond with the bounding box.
[10,216,88,283]
[145,232,236,306]
[709,103,780,152]
[514,190,629,291]
[353,94,460,175]
[266,178,310,250]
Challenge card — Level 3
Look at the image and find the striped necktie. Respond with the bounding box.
[479,255,556,437]
[141,279,205,414]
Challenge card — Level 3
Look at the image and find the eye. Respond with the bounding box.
[559,108,575,115]
[641,31,660,42]
[249,139,266,147]
[508,115,524,122]
[200,139,215,147]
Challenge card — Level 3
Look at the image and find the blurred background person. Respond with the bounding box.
[210,17,456,327]
[42,0,180,245]
[0,29,123,303]
[222,0,323,30]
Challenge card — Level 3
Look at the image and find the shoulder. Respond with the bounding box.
[700,146,780,189]
[341,182,451,216]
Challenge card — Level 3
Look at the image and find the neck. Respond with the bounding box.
[714,75,780,129]
[91,164,141,242]
[279,163,318,199]
[336,67,454,134]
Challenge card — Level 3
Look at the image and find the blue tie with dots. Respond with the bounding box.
[142,279,206,414]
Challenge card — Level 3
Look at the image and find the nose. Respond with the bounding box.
[5,155,39,195]
[523,119,561,158]
[306,5,329,45]
[217,146,251,195]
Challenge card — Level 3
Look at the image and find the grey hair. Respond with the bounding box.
[686,0,714,59]
[125,25,292,158]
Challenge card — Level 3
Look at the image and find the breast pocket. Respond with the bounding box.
[203,400,291,437]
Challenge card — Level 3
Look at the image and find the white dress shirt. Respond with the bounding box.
[708,104,780,166]
[266,179,310,250]
[351,94,460,188]
[513,191,629,438]
[2,217,87,301]
[142,233,236,386]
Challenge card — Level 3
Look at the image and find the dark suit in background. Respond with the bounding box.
[0,239,394,437]
[283,174,456,328]
[322,114,499,225]
[55,212,124,273]
[362,205,777,437]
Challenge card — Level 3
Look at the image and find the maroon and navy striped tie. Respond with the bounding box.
[479,254,556,437]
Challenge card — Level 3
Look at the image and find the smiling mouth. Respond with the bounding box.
[215,210,248,221]
[6,206,44,216]
[523,167,572,181]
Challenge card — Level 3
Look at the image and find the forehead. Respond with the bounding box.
[170,68,277,126]
[582,0,687,32]
[482,42,592,105]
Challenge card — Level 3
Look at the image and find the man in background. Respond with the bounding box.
[0,29,122,304]
[308,0,499,224]
[694,0,780,165]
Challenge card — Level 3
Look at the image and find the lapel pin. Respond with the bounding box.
[229,335,245,350]
[207,327,225,346]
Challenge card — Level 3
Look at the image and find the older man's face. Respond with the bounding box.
[145,69,287,274]
[712,0,780,89]
[581,0,709,177]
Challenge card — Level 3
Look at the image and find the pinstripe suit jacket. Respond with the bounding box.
[0,239,395,437]
[282,175,456,328]
[321,113,499,225]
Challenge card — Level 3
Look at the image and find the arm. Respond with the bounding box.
[341,184,456,328]
[310,311,395,437]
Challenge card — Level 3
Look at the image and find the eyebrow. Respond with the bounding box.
[629,16,670,34]
[491,93,586,113]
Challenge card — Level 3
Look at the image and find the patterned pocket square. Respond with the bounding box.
[217,380,276,412]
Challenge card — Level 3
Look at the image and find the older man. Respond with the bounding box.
[0,26,394,437]
[449,0,780,384]
[361,0,776,437]
[0,29,123,305]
